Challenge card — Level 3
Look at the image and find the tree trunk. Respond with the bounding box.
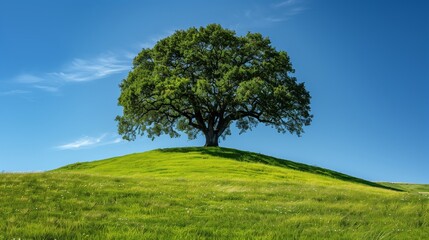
[204,131,219,147]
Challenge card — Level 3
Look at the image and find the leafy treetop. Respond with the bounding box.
[116,24,312,146]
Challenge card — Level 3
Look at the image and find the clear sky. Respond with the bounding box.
[1,0,428,183]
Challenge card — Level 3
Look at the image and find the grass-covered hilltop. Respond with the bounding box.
[1,147,428,239]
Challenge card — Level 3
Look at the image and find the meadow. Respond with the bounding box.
[0,147,428,239]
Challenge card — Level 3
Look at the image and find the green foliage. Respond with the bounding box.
[1,148,428,239]
[116,24,312,146]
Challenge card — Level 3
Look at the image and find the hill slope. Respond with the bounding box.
[0,147,427,239]
[56,147,397,190]
[379,182,429,194]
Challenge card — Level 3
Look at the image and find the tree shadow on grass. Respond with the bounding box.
[160,147,402,191]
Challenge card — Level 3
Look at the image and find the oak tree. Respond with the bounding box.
[116,24,312,147]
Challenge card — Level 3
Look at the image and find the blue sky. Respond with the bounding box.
[1,0,428,183]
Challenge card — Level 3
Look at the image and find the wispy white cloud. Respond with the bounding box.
[33,85,59,92]
[56,133,122,150]
[273,0,306,17]
[7,52,131,95]
[51,54,130,82]
[14,74,44,83]
[238,0,306,28]
[0,90,30,96]
[111,138,122,144]
[57,136,103,150]
[273,0,298,8]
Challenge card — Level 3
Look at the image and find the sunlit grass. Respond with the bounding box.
[379,182,429,194]
[1,147,428,239]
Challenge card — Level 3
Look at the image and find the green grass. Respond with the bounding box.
[1,147,428,239]
[379,182,429,194]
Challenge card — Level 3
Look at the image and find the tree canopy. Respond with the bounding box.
[116,24,313,147]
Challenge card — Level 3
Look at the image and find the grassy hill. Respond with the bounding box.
[0,147,428,239]
[378,182,429,194]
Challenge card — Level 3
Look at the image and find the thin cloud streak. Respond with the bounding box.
[56,134,123,150]
[8,52,131,95]
[56,136,103,150]
[0,90,30,96]
[14,74,44,83]
[273,0,298,8]
[272,0,305,19]
[33,85,59,92]
[52,55,130,82]
[238,0,306,28]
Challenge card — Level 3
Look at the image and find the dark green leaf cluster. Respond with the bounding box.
[116,24,312,146]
